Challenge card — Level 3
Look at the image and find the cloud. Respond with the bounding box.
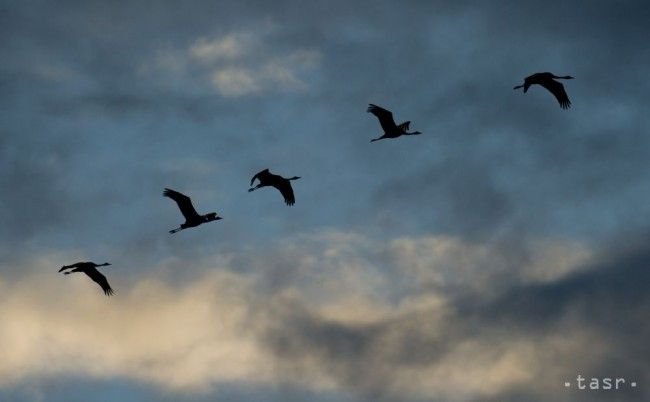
[255,232,649,402]
[139,23,321,97]
[2,232,646,401]
[154,26,322,96]
[205,48,321,96]
[210,68,261,96]
[385,236,593,298]
[189,34,252,62]
[0,268,273,391]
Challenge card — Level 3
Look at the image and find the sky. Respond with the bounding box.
[1,0,649,401]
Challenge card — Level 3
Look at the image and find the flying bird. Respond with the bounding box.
[163,188,222,234]
[367,104,421,142]
[513,72,574,109]
[59,262,114,296]
[249,169,300,206]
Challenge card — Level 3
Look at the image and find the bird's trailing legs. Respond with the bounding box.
[248,184,263,192]
[169,227,184,234]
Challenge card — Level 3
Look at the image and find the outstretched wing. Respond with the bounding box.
[163,188,200,220]
[250,169,269,186]
[274,180,296,206]
[59,261,87,272]
[367,104,397,132]
[539,79,571,109]
[85,267,114,296]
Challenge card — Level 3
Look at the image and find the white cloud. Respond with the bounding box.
[0,270,274,390]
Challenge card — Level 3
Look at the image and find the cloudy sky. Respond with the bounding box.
[1,0,649,401]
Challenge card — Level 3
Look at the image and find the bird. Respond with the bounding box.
[513,72,574,109]
[59,262,114,296]
[367,103,421,142]
[249,169,300,206]
[163,188,222,234]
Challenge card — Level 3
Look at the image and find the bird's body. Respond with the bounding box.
[163,188,222,234]
[513,72,574,109]
[59,261,114,296]
[249,169,300,206]
[367,104,421,142]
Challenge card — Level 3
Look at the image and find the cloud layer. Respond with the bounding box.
[1,233,647,401]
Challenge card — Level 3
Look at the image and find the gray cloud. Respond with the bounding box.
[258,233,649,402]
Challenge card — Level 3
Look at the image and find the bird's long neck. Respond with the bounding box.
[553,75,573,80]
[288,176,300,180]
[98,263,110,267]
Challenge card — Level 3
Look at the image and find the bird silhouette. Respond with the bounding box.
[513,72,574,109]
[249,169,300,206]
[163,188,222,234]
[59,262,114,296]
[367,104,421,142]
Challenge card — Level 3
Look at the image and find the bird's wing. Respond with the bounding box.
[250,169,269,186]
[539,79,571,109]
[59,261,92,272]
[59,262,81,272]
[275,180,295,206]
[163,188,200,220]
[367,104,397,132]
[397,121,411,132]
[85,267,114,296]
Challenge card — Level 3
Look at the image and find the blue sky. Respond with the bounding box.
[1,1,649,401]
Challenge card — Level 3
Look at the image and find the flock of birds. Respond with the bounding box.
[60,72,575,296]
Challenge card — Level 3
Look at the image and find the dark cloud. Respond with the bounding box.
[257,233,650,401]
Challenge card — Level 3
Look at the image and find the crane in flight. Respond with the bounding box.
[59,261,114,296]
[367,104,421,142]
[249,169,300,206]
[163,188,222,233]
[513,72,574,109]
